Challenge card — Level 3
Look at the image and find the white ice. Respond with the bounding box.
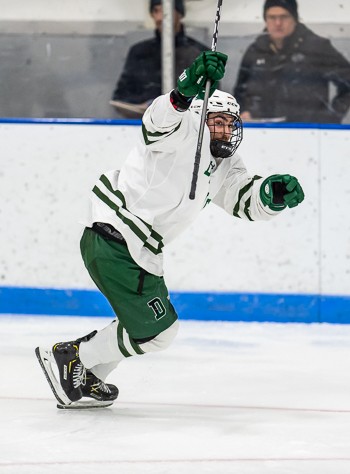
[1,316,350,474]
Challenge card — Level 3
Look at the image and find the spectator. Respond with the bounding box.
[111,0,207,118]
[233,0,350,123]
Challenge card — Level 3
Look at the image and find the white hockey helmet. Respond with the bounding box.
[190,89,241,117]
[190,90,243,158]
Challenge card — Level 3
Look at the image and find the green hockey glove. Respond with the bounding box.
[177,51,228,99]
[260,174,305,211]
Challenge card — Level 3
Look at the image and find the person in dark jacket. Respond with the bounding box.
[111,0,207,117]
[233,0,350,123]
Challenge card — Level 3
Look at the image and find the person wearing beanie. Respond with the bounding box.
[263,0,298,21]
[111,0,207,117]
[233,0,350,123]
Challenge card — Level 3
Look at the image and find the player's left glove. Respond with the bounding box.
[260,174,305,211]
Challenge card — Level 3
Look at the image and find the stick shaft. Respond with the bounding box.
[189,0,223,200]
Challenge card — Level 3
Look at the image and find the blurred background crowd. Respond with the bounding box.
[1,0,349,123]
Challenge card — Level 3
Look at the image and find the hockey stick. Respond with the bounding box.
[189,0,224,200]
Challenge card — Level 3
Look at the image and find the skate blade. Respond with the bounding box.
[35,346,72,406]
[57,400,114,410]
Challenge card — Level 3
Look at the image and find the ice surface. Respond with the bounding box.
[1,316,350,474]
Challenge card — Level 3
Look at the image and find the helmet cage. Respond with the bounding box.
[208,114,243,158]
[190,90,243,158]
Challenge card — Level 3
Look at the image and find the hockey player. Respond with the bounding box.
[36,51,304,408]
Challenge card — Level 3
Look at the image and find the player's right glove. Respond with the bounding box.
[177,51,228,99]
[260,174,305,211]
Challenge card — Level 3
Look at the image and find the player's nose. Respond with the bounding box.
[222,126,231,140]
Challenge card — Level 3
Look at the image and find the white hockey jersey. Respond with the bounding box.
[85,92,279,276]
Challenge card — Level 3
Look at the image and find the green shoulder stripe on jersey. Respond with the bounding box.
[117,323,132,358]
[142,122,181,145]
[92,185,164,255]
[233,175,261,218]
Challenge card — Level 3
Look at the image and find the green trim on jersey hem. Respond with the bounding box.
[93,186,147,242]
[99,174,126,207]
[98,175,164,244]
[233,175,261,218]
[92,186,164,255]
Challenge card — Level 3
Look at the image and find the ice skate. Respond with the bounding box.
[52,339,86,402]
[35,346,73,406]
[35,331,117,409]
[82,370,119,402]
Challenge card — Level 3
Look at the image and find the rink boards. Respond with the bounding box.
[1,120,349,323]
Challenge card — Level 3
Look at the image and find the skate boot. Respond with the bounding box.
[82,370,119,402]
[50,330,97,403]
[52,340,86,402]
[36,330,117,409]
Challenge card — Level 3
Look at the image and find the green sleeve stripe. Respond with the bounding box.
[233,175,261,217]
[142,122,181,145]
[92,186,164,255]
[129,338,145,355]
[244,196,254,221]
[142,124,166,144]
[117,323,132,358]
[143,125,170,137]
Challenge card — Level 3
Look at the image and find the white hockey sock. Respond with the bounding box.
[137,320,179,352]
[89,361,120,382]
[79,319,179,378]
[79,319,138,368]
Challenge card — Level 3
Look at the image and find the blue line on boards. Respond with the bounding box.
[0,286,349,324]
[0,118,349,130]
